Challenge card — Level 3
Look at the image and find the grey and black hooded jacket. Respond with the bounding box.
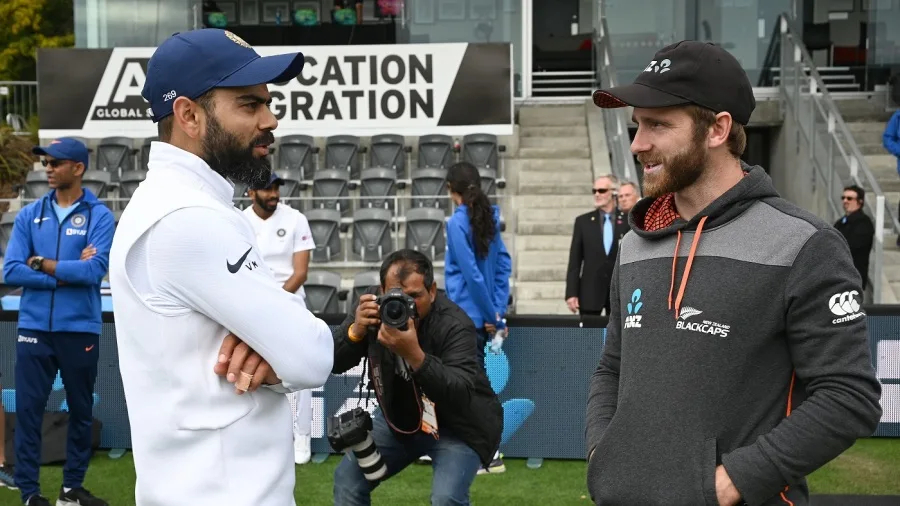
[585,165,883,506]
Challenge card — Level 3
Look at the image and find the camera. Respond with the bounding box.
[327,408,388,482]
[377,289,417,330]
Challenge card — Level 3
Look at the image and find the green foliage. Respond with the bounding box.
[0,0,75,81]
[0,125,36,188]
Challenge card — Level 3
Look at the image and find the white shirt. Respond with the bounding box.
[108,142,334,506]
[243,204,315,303]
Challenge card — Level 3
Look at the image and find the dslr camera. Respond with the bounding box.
[327,408,388,482]
[377,288,417,331]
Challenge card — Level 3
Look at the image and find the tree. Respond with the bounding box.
[0,0,74,82]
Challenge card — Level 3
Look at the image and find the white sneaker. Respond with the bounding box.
[294,434,311,465]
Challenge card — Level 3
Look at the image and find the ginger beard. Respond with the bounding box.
[638,122,710,199]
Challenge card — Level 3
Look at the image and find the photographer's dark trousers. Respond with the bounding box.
[476,329,489,369]
[14,329,99,502]
[334,410,482,506]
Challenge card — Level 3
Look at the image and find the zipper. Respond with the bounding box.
[49,219,63,332]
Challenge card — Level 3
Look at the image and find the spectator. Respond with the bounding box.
[444,161,511,474]
[3,137,114,506]
[565,175,630,316]
[331,250,503,505]
[883,108,900,247]
[615,180,639,214]
[834,185,875,290]
[0,373,12,490]
[243,172,316,465]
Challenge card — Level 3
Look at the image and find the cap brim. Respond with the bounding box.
[218,52,305,88]
[592,83,691,110]
[32,146,68,159]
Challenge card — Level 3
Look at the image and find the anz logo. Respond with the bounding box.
[624,289,643,329]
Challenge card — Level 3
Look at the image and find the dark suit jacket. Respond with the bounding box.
[834,210,875,289]
[565,208,631,312]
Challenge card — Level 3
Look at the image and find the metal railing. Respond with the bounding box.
[0,82,38,133]
[777,14,898,302]
[593,16,638,187]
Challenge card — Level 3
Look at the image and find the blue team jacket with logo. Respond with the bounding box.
[2,188,115,335]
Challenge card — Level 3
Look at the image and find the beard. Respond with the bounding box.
[638,129,709,199]
[201,112,275,188]
[254,193,279,212]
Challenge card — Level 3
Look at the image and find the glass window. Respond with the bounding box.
[75,0,194,48]
[868,0,900,67]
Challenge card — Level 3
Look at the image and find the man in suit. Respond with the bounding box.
[566,175,631,316]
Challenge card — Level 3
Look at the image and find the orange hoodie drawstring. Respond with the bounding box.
[667,216,708,320]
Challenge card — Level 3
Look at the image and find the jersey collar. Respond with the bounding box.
[147,141,236,205]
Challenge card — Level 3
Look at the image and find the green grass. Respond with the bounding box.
[1,438,897,505]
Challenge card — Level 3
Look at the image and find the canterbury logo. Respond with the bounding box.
[678,307,703,320]
[829,291,860,316]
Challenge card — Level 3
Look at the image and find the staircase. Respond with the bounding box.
[512,105,594,315]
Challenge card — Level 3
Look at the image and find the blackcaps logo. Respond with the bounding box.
[830,290,865,324]
[277,228,286,237]
[624,289,643,329]
[224,31,251,49]
[71,214,86,228]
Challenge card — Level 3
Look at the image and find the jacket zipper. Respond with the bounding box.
[48,220,63,332]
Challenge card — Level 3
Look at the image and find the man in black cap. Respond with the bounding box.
[585,41,882,506]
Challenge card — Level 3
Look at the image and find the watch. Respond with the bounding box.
[29,256,44,271]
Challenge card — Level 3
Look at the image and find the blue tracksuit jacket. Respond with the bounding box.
[883,110,900,175]
[445,204,511,330]
[2,189,114,335]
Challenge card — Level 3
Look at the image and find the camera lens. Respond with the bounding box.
[384,300,404,321]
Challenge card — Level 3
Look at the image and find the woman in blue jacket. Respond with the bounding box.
[444,161,511,474]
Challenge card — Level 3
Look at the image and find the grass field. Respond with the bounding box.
[2,438,897,505]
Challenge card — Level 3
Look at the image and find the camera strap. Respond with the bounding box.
[368,351,424,436]
[421,395,439,439]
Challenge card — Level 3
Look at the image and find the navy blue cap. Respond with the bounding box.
[32,138,90,169]
[251,172,285,190]
[141,29,305,123]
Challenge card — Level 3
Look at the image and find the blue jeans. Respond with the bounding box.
[333,410,482,505]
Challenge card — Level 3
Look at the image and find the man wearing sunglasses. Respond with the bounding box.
[565,175,631,316]
[2,137,114,506]
[833,185,875,290]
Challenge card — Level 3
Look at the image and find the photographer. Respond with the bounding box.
[330,250,502,506]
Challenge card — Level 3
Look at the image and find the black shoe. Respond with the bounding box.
[57,487,108,506]
[25,496,51,506]
[0,463,16,489]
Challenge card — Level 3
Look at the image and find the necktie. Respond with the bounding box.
[603,213,613,255]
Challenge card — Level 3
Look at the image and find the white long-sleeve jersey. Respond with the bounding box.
[109,142,334,506]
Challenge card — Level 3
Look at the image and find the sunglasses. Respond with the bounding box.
[41,159,69,168]
[592,188,611,195]
[841,196,857,201]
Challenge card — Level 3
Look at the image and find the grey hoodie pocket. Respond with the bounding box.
[701,438,719,506]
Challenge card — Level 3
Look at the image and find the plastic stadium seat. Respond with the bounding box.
[433,272,446,297]
[275,135,318,180]
[410,169,449,211]
[23,170,50,199]
[312,169,351,216]
[304,270,342,314]
[462,133,500,171]
[358,168,397,213]
[96,136,137,180]
[405,207,446,261]
[417,134,455,170]
[82,170,111,199]
[479,168,498,198]
[351,208,394,263]
[112,210,123,227]
[351,270,380,310]
[305,208,342,263]
[0,211,17,256]
[274,168,303,210]
[324,135,363,180]
[368,134,410,179]
[140,137,158,170]
[118,169,147,200]
[233,180,250,209]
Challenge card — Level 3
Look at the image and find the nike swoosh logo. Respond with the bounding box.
[85,345,95,352]
[227,247,253,274]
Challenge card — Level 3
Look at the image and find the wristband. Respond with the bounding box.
[348,323,365,343]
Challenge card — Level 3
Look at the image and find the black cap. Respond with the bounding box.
[592,40,755,125]
[250,172,285,190]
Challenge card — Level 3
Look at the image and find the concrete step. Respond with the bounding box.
[883,250,900,266]
[513,195,592,209]
[516,234,575,251]
[857,143,889,156]
[517,221,575,235]
[517,146,591,159]
[514,299,571,315]
[520,136,591,149]
[890,281,900,302]
[519,115,587,127]
[515,250,570,267]
[515,281,566,301]
[846,121,890,135]
[516,265,568,282]
[520,126,589,138]
[519,206,588,223]
[519,106,586,120]
[518,168,593,183]
[516,158,592,173]
[518,182,588,195]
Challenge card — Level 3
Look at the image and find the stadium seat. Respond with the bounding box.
[96,137,137,180]
[463,133,507,188]
[417,134,455,170]
[23,170,50,199]
[405,207,446,261]
[350,270,380,310]
[324,135,364,180]
[358,168,397,213]
[368,134,410,179]
[118,169,147,203]
[140,137,157,170]
[82,170,111,199]
[274,168,303,210]
[233,180,249,209]
[311,169,351,216]
[112,210,123,227]
[351,208,394,262]
[304,270,342,314]
[275,135,318,180]
[305,208,342,263]
[0,211,17,256]
[410,169,449,211]
[479,168,498,198]
[433,272,446,297]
